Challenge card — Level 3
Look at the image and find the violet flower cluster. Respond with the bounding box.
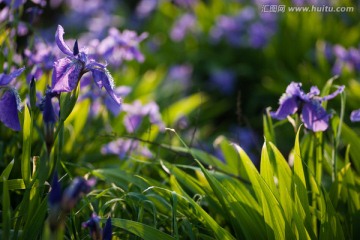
[0,67,25,131]
[210,1,278,49]
[98,28,148,67]
[330,45,360,75]
[82,213,112,240]
[270,82,344,132]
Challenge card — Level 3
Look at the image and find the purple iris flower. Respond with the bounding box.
[136,0,158,18]
[122,101,165,133]
[101,138,153,160]
[52,25,121,106]
[270,82,344,132]
[98,28,148,67]
[0,67,25,131]
[82,213,112,240]
[170,14,197,42]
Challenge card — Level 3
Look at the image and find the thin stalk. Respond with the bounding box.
[332,91,346,182]
[315,132,323,186]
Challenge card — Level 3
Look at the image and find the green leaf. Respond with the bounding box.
[22,105,31,185]
[0,159,14,180]
[22,197,48,240]
[164,93,208,125]
[110,218,175,240]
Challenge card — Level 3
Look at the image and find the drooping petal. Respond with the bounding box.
[0,67,25,86]
[91,69,121,105]
[350,109,360,122]
[301,102,330,132]
[102,218,112,240]
[0,90,21,131]
[270,96,298,120]
[319,85,345,102]
[52,57,83,92]
[55,25,73,56]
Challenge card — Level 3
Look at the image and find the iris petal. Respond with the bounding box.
[0,90,21,131]
[270,96,298,120]
[319,85,345,101]
[52,57,83,92]
[55,25,73,56]
[91,69,121,105]
[0,67,25,86]
[301,102,330,132]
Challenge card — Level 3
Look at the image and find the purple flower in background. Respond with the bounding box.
[270,82,344,132]
[0,67,25,131]
[81,85,131,117]
[136,0,158,18]
[350,109,360,122]
[25,40,59,80]
[210,4,277,49]
[170,13,197,42]
[52,25,121,106]
[122,100,165,133]
[102,138,153,160]
[98,28,148,67]
[61,177,96,212]
[209,69,236,94]
[82,213,112,240]
[331,45,360,75]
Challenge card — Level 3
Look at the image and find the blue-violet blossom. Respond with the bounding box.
[0,67,25,131]
[270,82,344,132]
[52,25,121,106]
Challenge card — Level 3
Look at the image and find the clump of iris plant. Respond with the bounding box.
[270,82,344,132]
[0,67,25,131]
[52,25,121,106]
[48,173,96,231]
[82,213,112,240]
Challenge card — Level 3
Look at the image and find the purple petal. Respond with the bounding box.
[55,25,73,56]
[309,86,320,96]
[52,57,83,92]
[0,67,25,86]
[91,69,121,105]
[301,102,330,132]
[350,109,360,122]
[0,90,21,131]
[319,85,345,101]
[270,96,298,120]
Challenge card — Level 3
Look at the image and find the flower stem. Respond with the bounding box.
[332,91,346,182]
